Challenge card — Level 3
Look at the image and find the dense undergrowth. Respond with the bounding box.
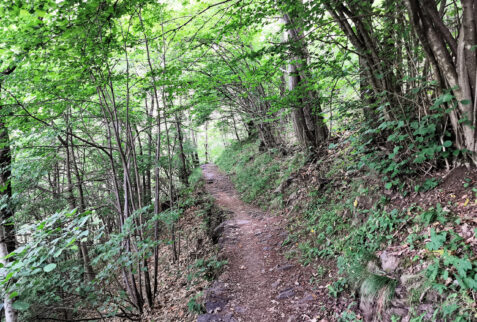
[2,169,226,321]
[216,140,477,321]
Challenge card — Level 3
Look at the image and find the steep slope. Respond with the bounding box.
[214,140,477,321]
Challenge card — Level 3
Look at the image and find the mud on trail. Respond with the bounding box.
[198,164,350,322]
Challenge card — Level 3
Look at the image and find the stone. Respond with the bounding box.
[197,314,219,322]
[277,264,294,271]
[197,313,236,322]
[277,287,295,300]
[380,251,400,273]
[271,279,281,288]
[205,299,227,313]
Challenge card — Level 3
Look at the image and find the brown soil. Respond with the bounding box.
[198,164,354,322]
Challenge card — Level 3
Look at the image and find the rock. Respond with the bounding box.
[298,293,314,303]
[277,287,295,300]
[380,251,400,273]
[205,299,227,313]
[271,279,281,288]
[197,314,217,322]
[277,264,294,271]
[359,278,377,320]
[197,313,236,322]
[201,282,230,319]
[263,246,271,251]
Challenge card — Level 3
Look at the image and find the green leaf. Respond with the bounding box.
[43,263,57,272]
[443,140,452,148]
[3,272,14,283]
[426,229,447,250]
[53,249,63,258]
[12,301,30,311]
[9,291,19,299]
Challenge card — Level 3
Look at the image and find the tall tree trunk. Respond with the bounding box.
[282,3,328,151]
[174,111,189,185]
[204,121,209,163]
[0,68,17,322]
[69,134,95,283]
[405,0,477,162]
[231,113,241,142]
[139,10,163,298]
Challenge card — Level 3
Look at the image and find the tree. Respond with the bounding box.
[405,0,477,162]
[282,0,329,151]
[0,66,17,322]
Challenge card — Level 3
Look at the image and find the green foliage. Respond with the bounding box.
[337,304,361,322]
[347,91,456,191]
[417,203,448,225]
[216,140,305,205]
[1,209,99,319]
[187,293,205,314]
[415,178,440,192]
[327,278,347,298]
[189,167,204,187]
[426,229,447,251]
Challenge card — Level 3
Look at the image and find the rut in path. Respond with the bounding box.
[198,164,340,322]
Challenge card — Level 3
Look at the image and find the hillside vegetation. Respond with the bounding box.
[217,139,477,320]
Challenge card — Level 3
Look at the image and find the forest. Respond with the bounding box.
[1,0,477,321]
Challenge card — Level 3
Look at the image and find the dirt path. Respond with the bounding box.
[198,164,343,322]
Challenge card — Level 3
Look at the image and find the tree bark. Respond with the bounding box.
[405,0,477,161]
[0,68,17,322]
[174,111,189,185]
[282,5,328,151]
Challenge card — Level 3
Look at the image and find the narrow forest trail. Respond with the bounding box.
[198,164,342,322]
